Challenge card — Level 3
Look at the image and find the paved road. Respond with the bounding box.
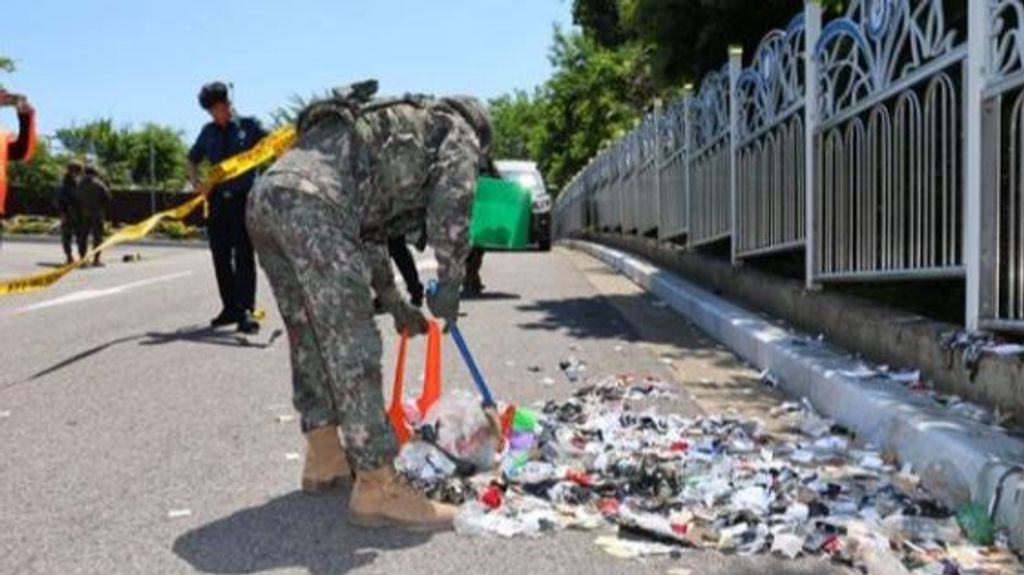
[0,239,846,574]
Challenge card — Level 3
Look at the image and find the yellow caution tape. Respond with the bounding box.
[0,125,297,297]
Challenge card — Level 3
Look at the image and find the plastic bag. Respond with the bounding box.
[421,390,500,472]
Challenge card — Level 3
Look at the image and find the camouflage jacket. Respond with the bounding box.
[77,174,110,216]
[273,96,484,298]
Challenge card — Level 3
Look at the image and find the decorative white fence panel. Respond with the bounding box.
[551,0,1023,332]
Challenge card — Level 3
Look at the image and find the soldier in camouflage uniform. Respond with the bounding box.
[247,81,490,529]
[77,164,111,267]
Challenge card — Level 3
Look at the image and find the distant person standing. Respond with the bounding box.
[187,81,266,334]
[77,164,110,267]
[55,160,83,264]
[0,89,36,226]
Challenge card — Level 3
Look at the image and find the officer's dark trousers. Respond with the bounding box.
[208,194,257,313]
[77,213,105,259]
[387,236,423,299]
[61,214,85,260]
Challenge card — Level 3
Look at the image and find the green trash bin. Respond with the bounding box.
[470,177,532,250]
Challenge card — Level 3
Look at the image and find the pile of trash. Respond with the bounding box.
[396,375,1023,573]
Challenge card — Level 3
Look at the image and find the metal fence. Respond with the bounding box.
[982,0,1024,330]
[735,15,807,259]
[554,0,1024,334]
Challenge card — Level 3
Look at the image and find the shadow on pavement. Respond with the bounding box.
[3,327,282,391]
[11,334,144,386]
[460,291,521,302]
[141,325,283,350]
[173,491,433,575]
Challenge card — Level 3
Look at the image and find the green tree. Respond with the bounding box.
[55,120,188,190]
[488,90,545,161]
[534,29,652,190]
[575,0,848,87]
[8,139,63,202]
[128,124,189,190]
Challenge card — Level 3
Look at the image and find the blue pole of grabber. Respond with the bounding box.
[427,280,496,408]
[449,324,496,409]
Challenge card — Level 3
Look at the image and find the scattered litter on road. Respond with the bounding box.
[541,376,556,387]
[759,370,779,388]
[397,372,1023,573]
[0,410,10,419]
[167,509,192,519]
[284,452,301,461]
[274,414,296,424]
[527,365,543,373]
[559,357,587,382]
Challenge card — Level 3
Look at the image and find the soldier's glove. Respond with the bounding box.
[427,281,461,330]
[378,288,428,336]
[389,300,429,337]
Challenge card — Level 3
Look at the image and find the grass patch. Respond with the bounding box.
[3,215,60,235]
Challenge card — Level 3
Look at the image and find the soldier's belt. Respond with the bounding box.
[0,125,297,297]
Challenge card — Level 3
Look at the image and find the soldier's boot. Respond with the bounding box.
[348,465,457,530]
[301,426,352,494]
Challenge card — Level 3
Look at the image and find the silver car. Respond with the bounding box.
[495,160,552,251]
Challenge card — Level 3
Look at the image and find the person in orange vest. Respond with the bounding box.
[0,89,36,220]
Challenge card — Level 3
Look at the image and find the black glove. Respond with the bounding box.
[391,300,428,337]
[427,280,461,328]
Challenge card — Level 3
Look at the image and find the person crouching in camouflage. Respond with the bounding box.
[77,164,111,267]
[247,81,490,530]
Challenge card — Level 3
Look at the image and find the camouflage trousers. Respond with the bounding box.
[246,171,398,472]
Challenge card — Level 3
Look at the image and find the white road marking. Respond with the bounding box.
[17,272,193,314]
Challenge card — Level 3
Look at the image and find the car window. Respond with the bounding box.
[499,169,544,196]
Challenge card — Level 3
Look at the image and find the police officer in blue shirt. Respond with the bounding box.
[187,81,266,334]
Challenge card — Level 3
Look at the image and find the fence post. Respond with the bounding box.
[804,0,822,290]
[683,84,694,247]
[964,0,987,331]
[653,99,663,239]
[729,46,744,265]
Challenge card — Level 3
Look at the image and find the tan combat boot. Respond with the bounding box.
[348,465,457,530]
[301,426,352,494]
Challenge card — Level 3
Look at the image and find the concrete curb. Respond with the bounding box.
[564,239,1024,551]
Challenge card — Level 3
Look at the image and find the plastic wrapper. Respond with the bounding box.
[421,390,499,472]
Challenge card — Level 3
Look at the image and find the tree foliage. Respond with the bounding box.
[56,120,188,190]
[489,0,851,193]
[488,90,544,161]
[8,139,63,201]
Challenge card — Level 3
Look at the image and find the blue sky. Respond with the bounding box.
[2,1,573,142]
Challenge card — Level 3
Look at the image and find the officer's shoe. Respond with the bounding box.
[302,425,352,494]
[409,287,424,308]
[348,465,456,530]
[210,308,241,328]
[237,310,261,334]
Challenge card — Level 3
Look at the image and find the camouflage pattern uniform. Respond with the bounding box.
[77,170,111,256]
[246,89,485,471]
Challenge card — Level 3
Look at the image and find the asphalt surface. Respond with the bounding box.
[0,239,848,575]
